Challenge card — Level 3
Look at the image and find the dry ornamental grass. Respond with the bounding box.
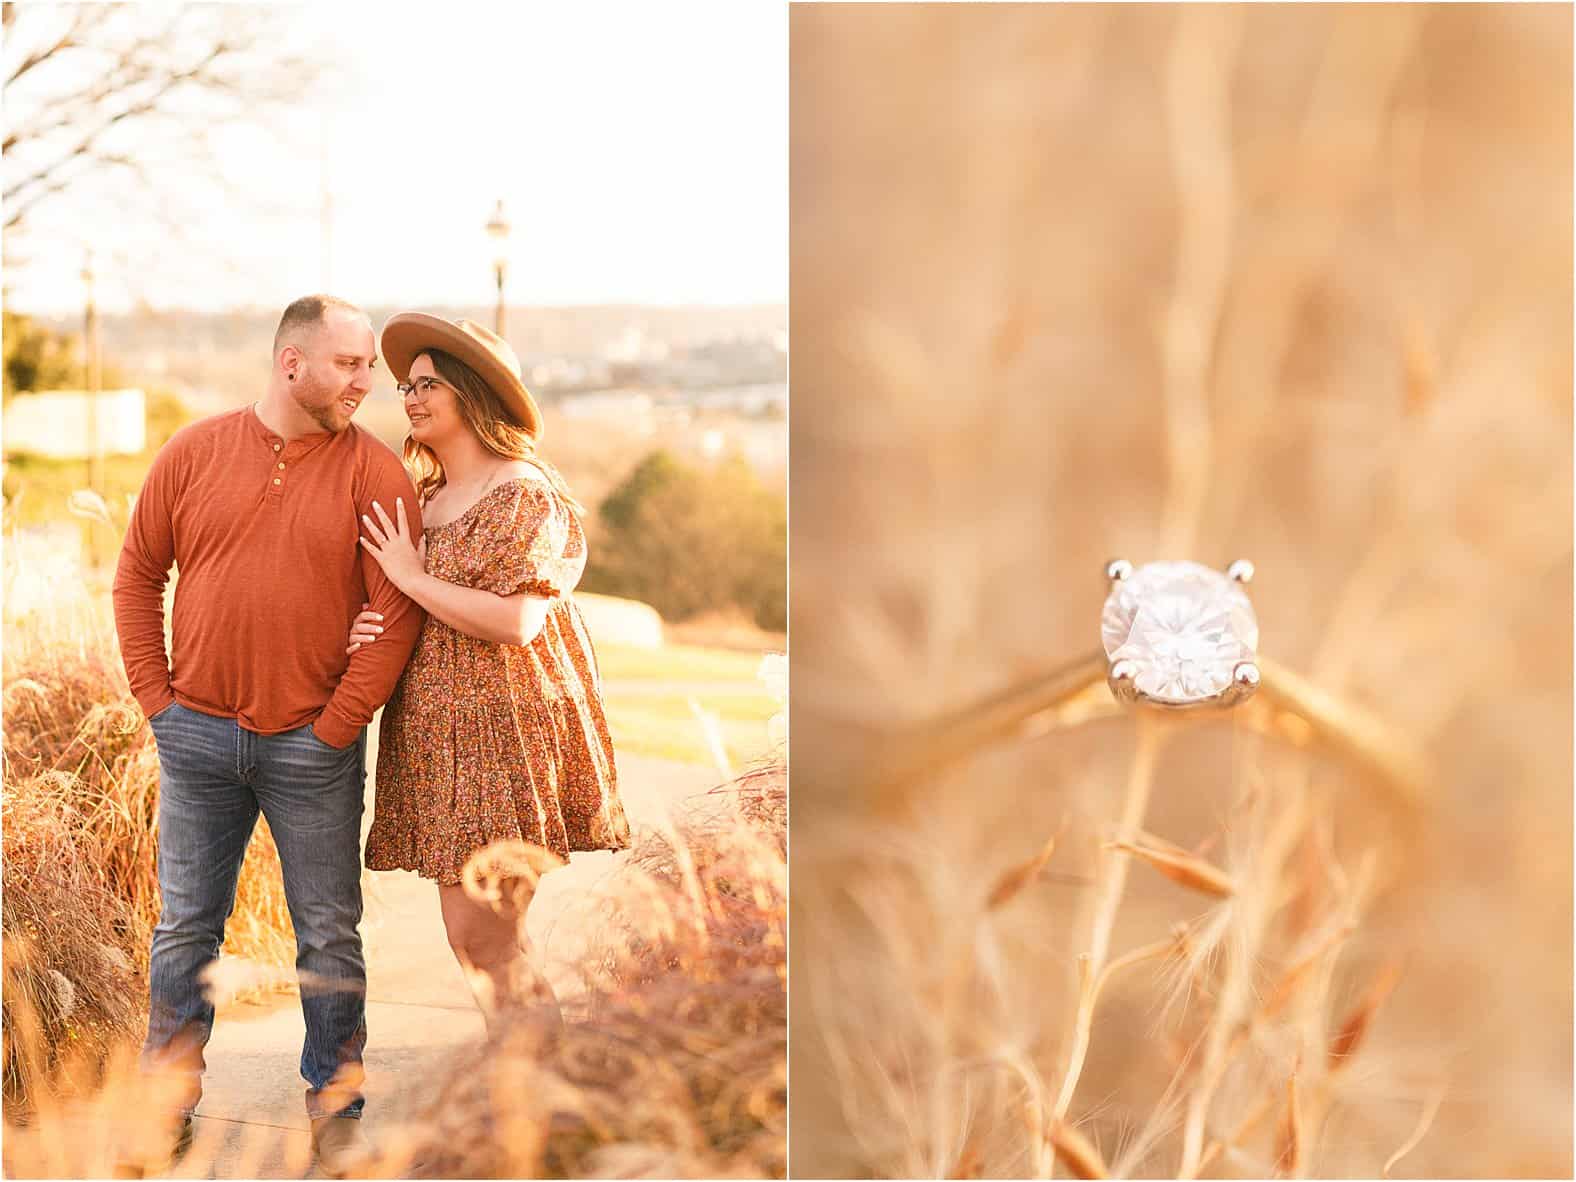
[354,761,787,1180]
[1,566,297,1117]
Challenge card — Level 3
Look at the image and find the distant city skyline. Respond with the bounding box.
[3,3,786,316]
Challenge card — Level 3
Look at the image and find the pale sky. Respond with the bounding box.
[4,1,787,315]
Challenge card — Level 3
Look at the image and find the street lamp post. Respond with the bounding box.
[82,250,103,495]
[82,249,104,573]
[486,199,510,338]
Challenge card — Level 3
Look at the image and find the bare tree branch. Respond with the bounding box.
[2,3,325,238]
[5,42,231,206]
[3,4,95,89]
[4,13,186,151]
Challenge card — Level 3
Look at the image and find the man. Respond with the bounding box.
[112,295,424,1174]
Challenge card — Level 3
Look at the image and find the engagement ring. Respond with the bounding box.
[866,559,1425,807]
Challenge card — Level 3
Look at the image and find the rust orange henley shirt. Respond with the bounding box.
[112,404,425,748]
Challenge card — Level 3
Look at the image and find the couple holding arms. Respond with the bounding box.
[112,295,631,1173]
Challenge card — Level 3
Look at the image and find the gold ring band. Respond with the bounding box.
[862,649,1426,809]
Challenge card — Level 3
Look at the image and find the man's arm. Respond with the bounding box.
[312,449,426,748]
[112,442,182,722]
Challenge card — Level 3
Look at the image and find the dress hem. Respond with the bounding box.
[364,838,633,887]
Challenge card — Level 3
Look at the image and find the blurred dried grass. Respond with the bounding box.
[790,4,1570,1178]
[351,762,786,1180]
[1,552,296,1115]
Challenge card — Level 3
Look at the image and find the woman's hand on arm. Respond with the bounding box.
[346,602,384,655]
[358,499,552,647]
[358,498,427,593]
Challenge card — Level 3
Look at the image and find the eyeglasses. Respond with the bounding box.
[395,376,455,404]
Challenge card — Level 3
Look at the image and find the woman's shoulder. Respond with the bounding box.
[488,461,559,513]
[467,462,557,530]
[495,459,552,488]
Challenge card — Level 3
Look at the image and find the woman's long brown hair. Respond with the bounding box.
[401,348,585,518]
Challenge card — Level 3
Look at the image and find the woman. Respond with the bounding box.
[347,312,631,1031]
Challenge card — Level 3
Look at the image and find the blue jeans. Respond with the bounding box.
[141,701,369,1120]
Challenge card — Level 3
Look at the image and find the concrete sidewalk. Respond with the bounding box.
[165,744,727,1179]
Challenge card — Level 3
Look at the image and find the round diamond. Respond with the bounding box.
[1101,561,1259,704]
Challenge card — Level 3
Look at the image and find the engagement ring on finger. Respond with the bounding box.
[865,559,1425,808]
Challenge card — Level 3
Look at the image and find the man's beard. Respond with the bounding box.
[294,374,348,433]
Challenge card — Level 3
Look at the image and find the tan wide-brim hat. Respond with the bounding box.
[380,313,543,439]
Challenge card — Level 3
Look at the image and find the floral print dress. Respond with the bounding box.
[365,474,632,884]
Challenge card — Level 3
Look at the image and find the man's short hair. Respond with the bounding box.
[273,294,366,354]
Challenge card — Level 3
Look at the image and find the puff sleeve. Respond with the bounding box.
[470,478,587,599]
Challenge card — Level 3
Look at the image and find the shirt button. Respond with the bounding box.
[272,443,282,452]
[273,478,281,486]
[277,461,286,470]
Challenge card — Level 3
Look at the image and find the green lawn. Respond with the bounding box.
[3,452,151,571]
[603,700,779,768]
[594,641,771,683]
[596,642,780,767]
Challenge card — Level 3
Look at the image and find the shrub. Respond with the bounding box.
[2,311,83,402]
[582,450,786,632]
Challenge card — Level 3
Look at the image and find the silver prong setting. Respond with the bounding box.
[1108,658,1139,704]
[1106,558,1133,584]
[1215,660,1261,707]
[1226,559,1255,585]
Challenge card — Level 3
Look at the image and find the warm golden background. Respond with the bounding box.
[790,4,1571,1178]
